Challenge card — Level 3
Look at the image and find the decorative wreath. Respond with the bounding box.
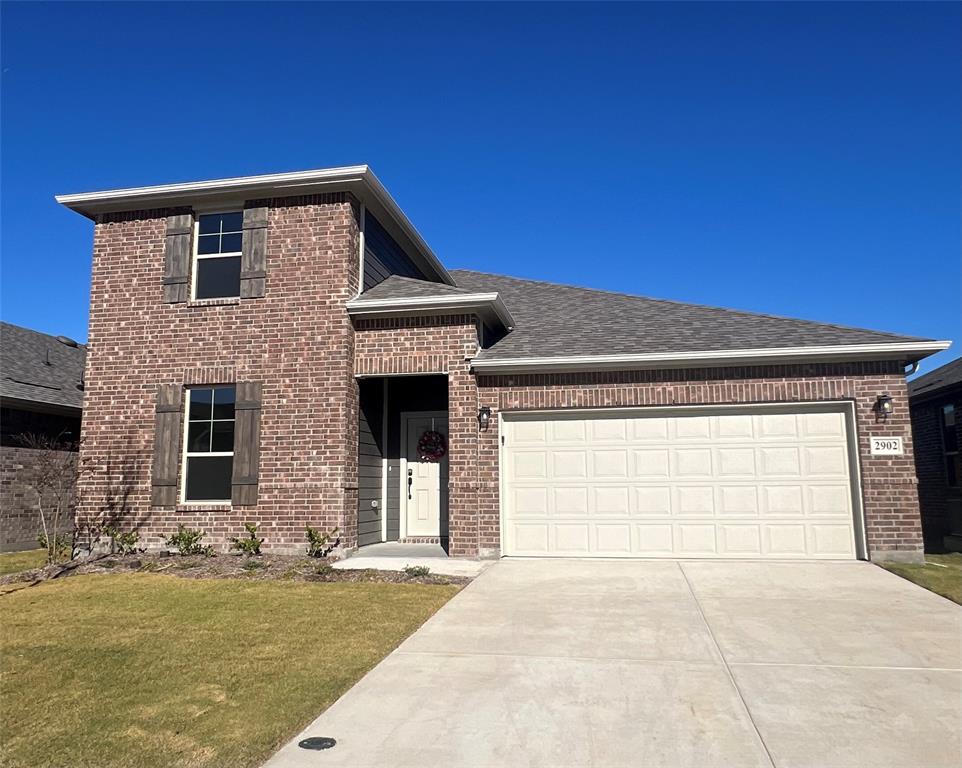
[417,430,447,462]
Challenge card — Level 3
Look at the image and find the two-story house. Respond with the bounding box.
[57,166,950,562]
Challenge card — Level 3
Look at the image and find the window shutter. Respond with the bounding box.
[162,214,193,303]
[232,381,262,506]
[151,384,183,506]
[240,207,268,299]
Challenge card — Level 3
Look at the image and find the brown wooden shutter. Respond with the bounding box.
[162,214,193,303]
[240,207,268,299]
[151,384,183,506]
[231,382,262,506]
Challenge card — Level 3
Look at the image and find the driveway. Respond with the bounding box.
[265,560,962,768]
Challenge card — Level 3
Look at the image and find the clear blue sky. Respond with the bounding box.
[2,2,959,374]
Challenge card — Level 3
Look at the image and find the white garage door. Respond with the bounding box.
[502,408,860,559]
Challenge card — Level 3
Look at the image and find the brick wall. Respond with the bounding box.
[910,389,962,547]
[1,446,76,552]
[77,194,361,554]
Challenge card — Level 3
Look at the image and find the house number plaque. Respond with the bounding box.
[870,437,903,455]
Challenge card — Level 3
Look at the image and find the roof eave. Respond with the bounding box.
[55,165,454,285]
[346,292,516,331]
[470,340,952,374]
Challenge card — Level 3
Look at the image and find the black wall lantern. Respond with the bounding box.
[874,394,894,421]
[478,406,492,431]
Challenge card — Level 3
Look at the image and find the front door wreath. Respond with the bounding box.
[417,430,447,462]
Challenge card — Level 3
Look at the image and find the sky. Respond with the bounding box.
[2,1,959,375]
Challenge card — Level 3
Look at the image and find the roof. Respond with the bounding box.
[447,271,949,372]
[909,356,962,401]
[0,322,86,411]
[56,165,452,285]
[359,275,477,301]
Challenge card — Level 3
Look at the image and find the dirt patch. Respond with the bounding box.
[0,552,471,592]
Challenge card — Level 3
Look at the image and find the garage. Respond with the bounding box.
[501,405,864,559]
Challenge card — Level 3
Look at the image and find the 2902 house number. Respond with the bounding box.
[870,437,903,455]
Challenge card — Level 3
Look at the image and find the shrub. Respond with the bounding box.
[305,526,339,558]
[314,563,335,577]
[403,565,431,578]
[242,558,265,571]
[37,532,71,561]
[165,525,214,557]
[230,522,264,556]
[103,526,140,555]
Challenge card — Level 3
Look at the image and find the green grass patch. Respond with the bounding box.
[0,549,47,576]
[1,573,458,768]
[881,553,962,605]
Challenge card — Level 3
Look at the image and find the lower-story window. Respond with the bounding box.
[183,385,235,502]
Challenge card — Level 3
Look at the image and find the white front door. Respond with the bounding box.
[403,413,448,538]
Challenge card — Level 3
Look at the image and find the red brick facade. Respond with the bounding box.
[80,197,924,561]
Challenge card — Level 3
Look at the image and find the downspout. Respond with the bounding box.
[905,360,919,376]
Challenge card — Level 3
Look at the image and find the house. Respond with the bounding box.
[0,322,85,551]
[56,165,950,562]
[909,357,962,552]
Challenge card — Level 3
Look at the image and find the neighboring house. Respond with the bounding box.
[909,357,962,552]
[0,322,85,551]
[56,166,950,562]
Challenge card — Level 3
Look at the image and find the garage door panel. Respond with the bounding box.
[504,407,859,560]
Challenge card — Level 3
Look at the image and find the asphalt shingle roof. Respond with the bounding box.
[358,275,477,301]
[447,270,931,362]
[0,322,86,411]
[909,357,962,399]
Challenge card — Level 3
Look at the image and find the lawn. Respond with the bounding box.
[0,549,47,576]
[1,573,459,768]
[880,553,962,605]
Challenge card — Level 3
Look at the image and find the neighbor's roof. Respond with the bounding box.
[909,356,962,401]
[56,165,452,285]
[0,322,86,411]
[447,271,948,372]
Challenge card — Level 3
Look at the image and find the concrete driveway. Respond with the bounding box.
[265,560,961,768]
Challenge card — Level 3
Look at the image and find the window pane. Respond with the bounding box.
[197,234,221,255]
[195,256,241,299]
[212,387,236,420]
[947,454,960,488]
[187,422,212,453]
[211,421,235,452]
[198,214,221,235]
[188,389,213,421]
[220,232,242,253]
[220,212,243,232]
[185,456,233,501]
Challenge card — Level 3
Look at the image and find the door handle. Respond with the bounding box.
[407,468,413,500]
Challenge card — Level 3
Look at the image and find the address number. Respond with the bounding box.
[870,437,903,456]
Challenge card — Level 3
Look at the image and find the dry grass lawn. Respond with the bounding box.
[0,549,48,576]
[880,553,962,605]
[1,573,459,768]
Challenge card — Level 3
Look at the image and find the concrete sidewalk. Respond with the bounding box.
[332,542,492,578]
[265,559,962,768]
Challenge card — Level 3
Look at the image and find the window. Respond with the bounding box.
[183,386,235,501]
[941,404,960,488]
[193,212,242,299]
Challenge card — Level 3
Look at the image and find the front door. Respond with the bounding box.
[403,413,448,538]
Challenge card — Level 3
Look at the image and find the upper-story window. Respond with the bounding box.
[942,404,959,488]
[193,212,242,299]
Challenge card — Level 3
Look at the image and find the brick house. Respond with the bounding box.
[57,166,950,562]
[909,358,962,552]
[1,322,85,551]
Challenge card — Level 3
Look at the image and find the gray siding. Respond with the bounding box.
[357,380,384,547]
[363,213,426,291]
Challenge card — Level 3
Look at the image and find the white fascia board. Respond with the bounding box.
[55,165,453,285]
[470,340,953,373]
[347,292,516,330]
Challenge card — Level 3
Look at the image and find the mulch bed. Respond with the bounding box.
[0,552,471,592]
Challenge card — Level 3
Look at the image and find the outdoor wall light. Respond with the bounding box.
[874,394,894,420]
[478,406,492,431]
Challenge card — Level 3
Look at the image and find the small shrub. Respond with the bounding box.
[242,558,265,571]
[104,526,140,555]
[314,563,335,577]
[306,525,339,558]
[165,525,214,557]
[230,522,264,556]
[403,565,431,578]
[37,532,71,561]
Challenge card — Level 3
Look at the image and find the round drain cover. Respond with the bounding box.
[298,737,336,751]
